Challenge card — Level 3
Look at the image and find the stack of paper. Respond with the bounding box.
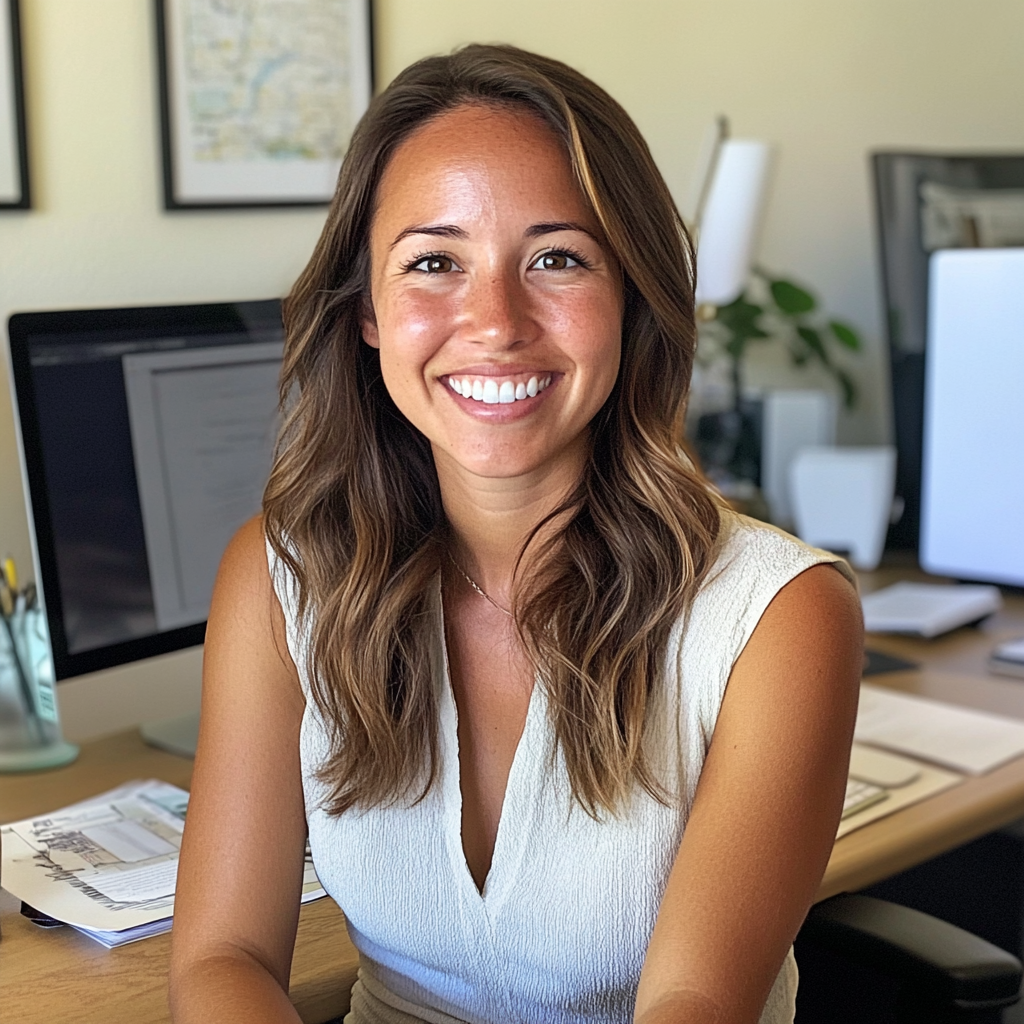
[855,684,1024,775]
[1,779,325,947]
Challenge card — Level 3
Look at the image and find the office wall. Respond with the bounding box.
[1,0,1022,741]
[373,0,1024,432]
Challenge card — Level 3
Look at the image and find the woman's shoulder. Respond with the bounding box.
[684,509,856,652]
[703,509,856,596]
[663,511,857,731]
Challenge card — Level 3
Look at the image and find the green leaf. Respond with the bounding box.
[717,294,763,325]
[770,279,816,315]
[715,294,769,344]
[829,320,862,351]
[797,325,831,365]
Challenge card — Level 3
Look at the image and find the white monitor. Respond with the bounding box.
[920,249,1024,586]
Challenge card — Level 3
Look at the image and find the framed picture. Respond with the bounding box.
[155,0,373,209]
[0,0,30,210]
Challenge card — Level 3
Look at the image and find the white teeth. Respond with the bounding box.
[449,374,554,403]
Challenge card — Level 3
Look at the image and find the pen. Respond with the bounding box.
[4,556,17,592]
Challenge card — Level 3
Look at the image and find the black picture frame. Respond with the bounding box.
[155,0,374,210]
[0,0,30,210]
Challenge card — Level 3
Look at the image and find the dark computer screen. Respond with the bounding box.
[7,300,283,680]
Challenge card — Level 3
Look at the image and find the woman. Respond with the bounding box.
[169,44,862,1024]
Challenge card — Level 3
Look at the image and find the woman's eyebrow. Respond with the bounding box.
[390,224,467,248]
[388,221,599,249]
[525,221,599,242]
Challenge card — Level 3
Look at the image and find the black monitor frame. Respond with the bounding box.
[7,299,282,681]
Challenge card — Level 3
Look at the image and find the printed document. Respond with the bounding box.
[1,779,325,947]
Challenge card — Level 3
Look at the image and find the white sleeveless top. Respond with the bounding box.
[269,512,854,1024]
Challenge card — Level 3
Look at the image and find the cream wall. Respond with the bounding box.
[1,0,1022,741]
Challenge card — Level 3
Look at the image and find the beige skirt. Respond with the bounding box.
[344,950,798,1024]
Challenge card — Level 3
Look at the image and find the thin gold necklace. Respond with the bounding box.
[446,550,514,619]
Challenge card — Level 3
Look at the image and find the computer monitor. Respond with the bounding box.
[6,300,284,752]
[872,152,1024,550]
[920,249,1024,587]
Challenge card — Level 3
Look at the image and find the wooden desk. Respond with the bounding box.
[0,732,358,1024]
[3,572,1024,1024]
[823,566,1024,896]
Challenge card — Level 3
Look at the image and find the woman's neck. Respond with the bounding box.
[434,439,587,604]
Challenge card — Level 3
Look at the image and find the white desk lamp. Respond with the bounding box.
[687,117,773,308]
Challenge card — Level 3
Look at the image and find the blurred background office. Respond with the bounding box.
[1,0,1023,742]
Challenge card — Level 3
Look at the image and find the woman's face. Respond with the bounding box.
[362,104,624,485]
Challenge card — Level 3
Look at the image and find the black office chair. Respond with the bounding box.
[797,893,1023,1023]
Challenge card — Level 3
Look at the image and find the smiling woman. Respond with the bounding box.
[169,44,862,1024]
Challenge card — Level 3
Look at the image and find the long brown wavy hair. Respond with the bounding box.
[264,43,722,817]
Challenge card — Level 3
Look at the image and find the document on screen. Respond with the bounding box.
[122,341,283,631]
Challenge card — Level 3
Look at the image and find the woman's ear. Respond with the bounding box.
[360,295,380,349]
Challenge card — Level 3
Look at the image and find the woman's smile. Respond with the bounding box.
[440,368,558,426]
[445,371,553,405]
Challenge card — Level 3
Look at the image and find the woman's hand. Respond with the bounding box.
[635,563,863,1024]
[169,517,308,1023]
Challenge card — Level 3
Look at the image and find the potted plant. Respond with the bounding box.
[691,267,863,509]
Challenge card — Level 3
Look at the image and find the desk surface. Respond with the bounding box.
[823,563,1024,896]
[3,567,1024,1024]
[0,730,358,1024]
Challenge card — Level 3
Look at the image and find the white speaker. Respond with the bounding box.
[761,389,836,526]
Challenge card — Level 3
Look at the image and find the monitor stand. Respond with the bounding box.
[141,712,199,758]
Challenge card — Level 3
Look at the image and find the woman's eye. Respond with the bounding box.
[410,255,456,274]
[531,251,582,271]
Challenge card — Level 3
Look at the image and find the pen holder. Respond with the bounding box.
[0,601,77,772]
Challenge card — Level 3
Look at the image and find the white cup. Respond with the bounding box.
[790,446,897,570]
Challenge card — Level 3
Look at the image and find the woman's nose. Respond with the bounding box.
[460,270,535,349]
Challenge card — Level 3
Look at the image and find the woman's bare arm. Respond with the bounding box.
[634,563,863,1024]
[169,517,308,1023]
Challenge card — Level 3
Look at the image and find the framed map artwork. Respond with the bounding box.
[155,0,373,209]
[0,0,30,209]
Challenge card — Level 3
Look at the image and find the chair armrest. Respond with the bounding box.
[801,894,1022,1011]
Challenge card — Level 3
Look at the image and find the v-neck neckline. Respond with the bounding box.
[436,581,542,904]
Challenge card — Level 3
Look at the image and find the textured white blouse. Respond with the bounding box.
[269,512,854,1024]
